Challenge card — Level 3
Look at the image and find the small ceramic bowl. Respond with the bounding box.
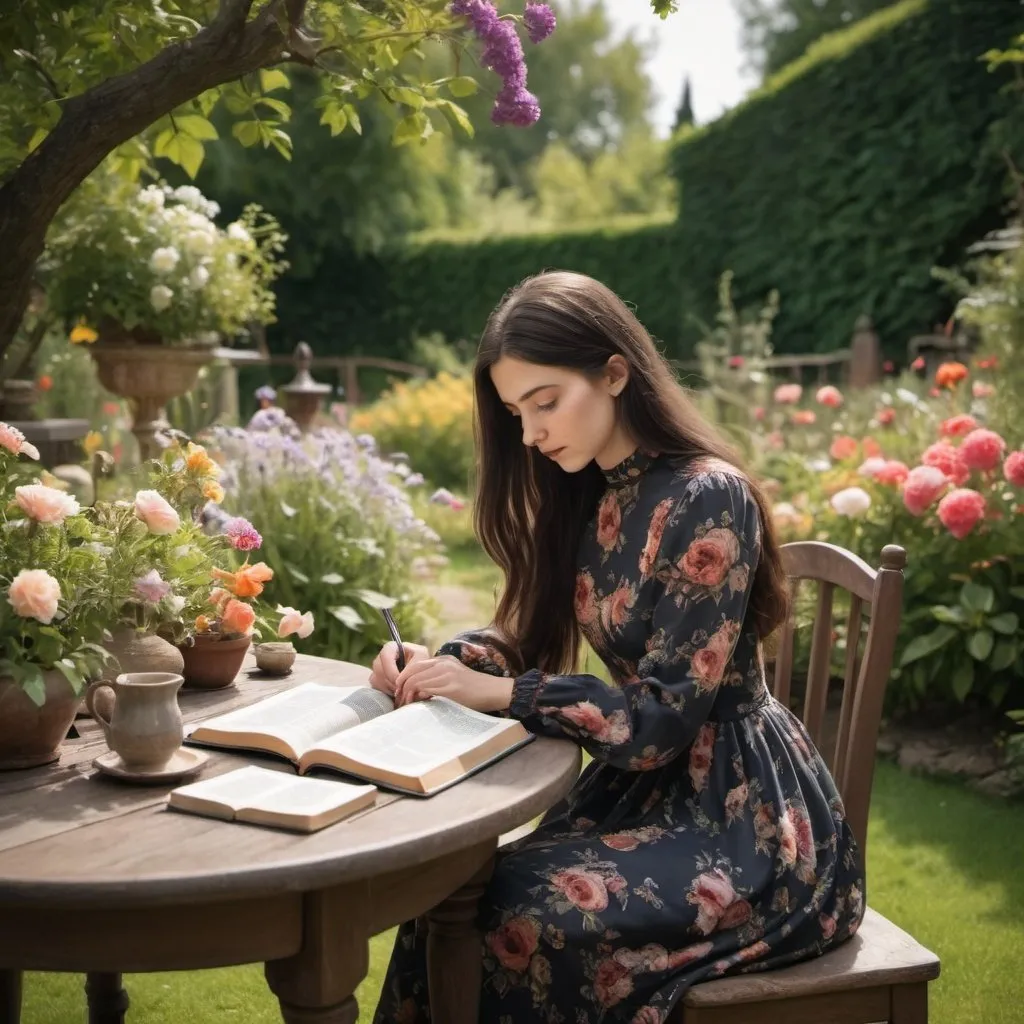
[254,641,296,676]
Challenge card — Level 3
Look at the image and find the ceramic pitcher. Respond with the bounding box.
[85,672,184,771]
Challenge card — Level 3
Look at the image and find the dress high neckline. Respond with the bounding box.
[601,448,659,488]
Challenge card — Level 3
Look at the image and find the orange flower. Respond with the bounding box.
[195,614,212,633]
[829,436,859,461]
[37,374,53,391]
[202,480,225,503]
[862,437,882,459]
[791,410,816,425]
[212,561,274,598]
[935,362,968,389]
[69,322,98,344]
[209,587,232,611]
[221,598,256,636]
[185,443,219,478]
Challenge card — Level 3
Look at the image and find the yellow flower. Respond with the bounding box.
[202,479,225,504]
[69,323,98,345]
[83,430,103,456]
[195,614,212,633]
[185,442,219,478]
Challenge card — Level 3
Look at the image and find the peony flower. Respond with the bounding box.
[972,381,994,399]
[150,284,173,311]
[149,246,180,273]
[873,460,909,486]
[0,422,40,460]
[134,569,172,604]
[277,605,315,639]
[188,265,210,289]
[959,429,1006,472]
[14,483,80,524]
[523,2,557,43]
[133,489,181,534]
[939,414,977,438]
[922,442,969,486]
[937,488,986,539]
[220,598,256,635]
[1004,451,1024,488]
[8,569,61,624]
[858,456,887,479]
[223,516,262,551]
[935,361,968,389]
[830,487,871,517]
[902,465,947,516]
[829,436,859,461]
[815,385,843,408]
[773,383,802,404]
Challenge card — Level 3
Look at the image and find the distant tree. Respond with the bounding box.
[672,76,695,131]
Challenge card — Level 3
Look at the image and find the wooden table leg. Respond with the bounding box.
[1,969,22,1024]
[85,972,130,1024]
[426,855,495,1024]
[265,886,368,1024]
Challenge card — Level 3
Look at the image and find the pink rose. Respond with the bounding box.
[485,915,539,972]
[688,722,716,792]
[873,460,908,486]
[790,805,816,869]
[690,622,739,690]
[937,488,986,539]
[551,869,608,913]
[815,385,844,408]
[922,442,969,486]
[606,874,628,894]
[902,465,948,516]
[600,583,636,633]
[667,941,713,969]
[593,957,633,1008]
[688,869,737,935]
[574,571,598,625]
[557,700,608,737]
[8,568,61,623]
[725,781,749,821]
[639,498,673,577]
[959,428,1006,472]
[820,913,837,940]
[1005,451,1024,488]
[939,413,978,438]
[596,492,622,551]
[134,569,172,604]
[718,897,752,930]
[0,422,39,460]
[14,484,80,525]
[773,383,802,404]
[680,528,739,587]
[736,940,771,963]
[778,812,798,867]
[277,605,315,639]
[133,489,180,534]
[602,833,640,852]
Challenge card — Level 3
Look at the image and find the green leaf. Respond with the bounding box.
[951,660,974,702]
[22,667,46,708]
[988,612,1019,635]
[330,605,364,630]
[232,120,262,147]
[392,112,429,145]
[1007,709,1024,723]
[260,69,290,93]
[351,588,397,610]
[447,76,479,98]
[256,96,292,119]
[391,86,425,110]
[967,629,994,662]
[930,604,967,625]
[176,135,204,178]
[267,128,293,160]
[286,564,309,584]
[174,114,219,140]
[990,640,1018,672]
[899,624,957,666]
[53,659,85,695]
[319,104,348,136]
[988,679,1010,708]
[961,582,995,615]
[435,99,474,139]
[345,104,362,135]
[320,573,345,585]
[1009,586,1024,600]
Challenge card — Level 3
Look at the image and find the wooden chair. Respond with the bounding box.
[671,541,941,1024]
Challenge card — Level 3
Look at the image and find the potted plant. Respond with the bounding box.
[0,422,112,768]
[40,173,287,459]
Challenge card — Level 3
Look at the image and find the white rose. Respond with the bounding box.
[830,487,872,517]
[149,246,180,273]
[227,222,253,245]
[183,230,213,256]
[150,284,174,312]
[188,265,210,289]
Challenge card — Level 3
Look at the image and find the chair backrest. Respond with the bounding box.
[772,541,906,858]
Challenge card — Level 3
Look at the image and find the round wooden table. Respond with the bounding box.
[0,654,581,1023]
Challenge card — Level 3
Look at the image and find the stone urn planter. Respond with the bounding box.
[0,671,81,770]
[88,336,214,459]
[178,634,251,690]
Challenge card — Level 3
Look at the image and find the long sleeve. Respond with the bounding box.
[508,471,761,771]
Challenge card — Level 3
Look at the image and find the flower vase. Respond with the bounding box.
[178,634,251,690]
[0,671,81,770]
[88,627,186,721]
[88,334,214,460]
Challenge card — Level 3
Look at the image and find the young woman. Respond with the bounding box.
[369,272,863,1023]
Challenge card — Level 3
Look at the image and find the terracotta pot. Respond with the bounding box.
[178,634,251,689]
[0,671,81,770]
[88,340,214,459]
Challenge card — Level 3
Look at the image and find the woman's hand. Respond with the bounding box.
[394,655,514,714]
[368,641,430,697]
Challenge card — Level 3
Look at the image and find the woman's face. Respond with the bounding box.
[489,355,635,472]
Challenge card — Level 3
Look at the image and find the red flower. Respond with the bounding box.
[815,385,843,408]
[959,428,1006,472]
[103,401,120,416]
[902,465,947,516]
[680,528,738,587]
[939,414,978,438]
[688,869,738,935]
[975,355,998,369]
[602,833,640,852]
[883,360,895,373]
[639,498,672,578]
[601,583,636,632]
[551,869,608,913]
[876,408,895,426]
[937,488,986,539]
[911,356,926,371]
[728,355,745,368]
[922,441,969,486]
[486,916,539,972]
[791,410,816,425]
[1004,451,1024,488]
[972,381,994,399]
[593,958,633,1008]
[829,435,859,461]
[37,374,53,391]
[935,361,968,388]
[596,492,622,551]
[574,571,598,625]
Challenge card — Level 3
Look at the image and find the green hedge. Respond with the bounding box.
[670,0,1024,354]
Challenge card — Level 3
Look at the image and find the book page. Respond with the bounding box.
[312,697,514,775]
[190,684,394,756]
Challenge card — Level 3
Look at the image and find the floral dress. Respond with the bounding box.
[373,451,864,1024]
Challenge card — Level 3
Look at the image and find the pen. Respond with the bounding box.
[381,608,406,671]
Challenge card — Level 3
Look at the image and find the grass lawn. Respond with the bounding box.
[20,549,1024,1022]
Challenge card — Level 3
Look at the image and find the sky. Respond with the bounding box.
[602,0,758,136]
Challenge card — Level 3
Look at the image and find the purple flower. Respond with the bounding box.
[223,516,263,551]
[450,0,499,36]
[406,472,424,487]
[481,20,526,83]
[134,569,172,604]
[492,85,541,126]
[254,385,276,403]
[524,2,556,43]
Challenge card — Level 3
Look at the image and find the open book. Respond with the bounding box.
[168,766,377,833]
[184,683,534,796]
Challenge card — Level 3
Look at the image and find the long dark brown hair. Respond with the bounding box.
[472,271,788,675]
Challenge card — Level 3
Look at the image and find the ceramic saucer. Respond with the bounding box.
[93,747,208,785]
